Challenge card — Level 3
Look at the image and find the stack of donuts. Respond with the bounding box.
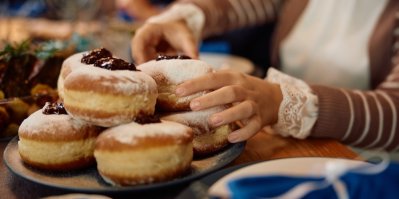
[138,57,237,156]
[18,48,237,186]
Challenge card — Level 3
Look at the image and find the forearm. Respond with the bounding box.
[267,68,399,151]
[145,0,281,48]
[178,0,282,37]
[310,85,399,151]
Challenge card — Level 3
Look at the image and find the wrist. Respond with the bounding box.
[146,3,205,43]
[271,83,283,125]
[265,68,318,139]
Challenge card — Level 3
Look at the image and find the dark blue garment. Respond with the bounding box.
[1,0,46,17]
[227,162,399,199]
[118,0,174,22]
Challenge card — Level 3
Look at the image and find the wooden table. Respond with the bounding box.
[0,130,358,199]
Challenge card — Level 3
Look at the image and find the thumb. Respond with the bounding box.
[166,21,199,59]
[180,33,199,59]
[131,24,161,64]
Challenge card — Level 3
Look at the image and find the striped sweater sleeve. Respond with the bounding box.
[179,0,282,37]
[310,60,399,151]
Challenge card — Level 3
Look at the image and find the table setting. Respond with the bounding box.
[0,2,367,198]
[0,129,359,198]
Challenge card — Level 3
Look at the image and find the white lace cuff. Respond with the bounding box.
[147,3,205,44]
[266,68,318,139]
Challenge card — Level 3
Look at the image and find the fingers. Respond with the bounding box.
[181,37,199,59]
[176,71,241,96]
[203,101,260,143]
[132,24,161,64]
[165,23,199,59]
[208,100,256,127]
[228,116,262,143]
[190,85,247,111]
[132,21,199,64]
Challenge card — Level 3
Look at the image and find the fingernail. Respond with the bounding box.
[190,101,200,110]
[175,87,185,96]
[210,115,223,126]
[228,133,240,143]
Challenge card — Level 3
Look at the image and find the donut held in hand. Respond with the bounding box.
[138,55,213,111]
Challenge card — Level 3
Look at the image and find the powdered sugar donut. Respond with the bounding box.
[18,102,101,171]
[94,120,193,186]
[162,106,236,156]
[57,49,112,100]
[137,55,214,111]
[62,48,158,127]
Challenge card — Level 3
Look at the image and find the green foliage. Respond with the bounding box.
[0,40,62,62]
[0,40,32,61]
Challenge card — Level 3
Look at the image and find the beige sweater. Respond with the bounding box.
[180,0,399,151]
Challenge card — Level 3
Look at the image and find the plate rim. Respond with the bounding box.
[3,136,246,193]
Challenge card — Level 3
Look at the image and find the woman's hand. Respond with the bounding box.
[131,21,199,64]
[176,70,283,143]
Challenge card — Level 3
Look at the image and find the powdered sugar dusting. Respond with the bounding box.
[137,59,214,84]
[161,106,226,132]
[19,107,90,136]
[62,51,157,95]
[102,121,191,144]
[176,91,205,104]
[64,64,157,95]
[61,52,87,76]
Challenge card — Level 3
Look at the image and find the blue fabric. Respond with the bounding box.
[200,41,231,54]
[341,162,399,199]
[227,162,399,199]
[1,0,47,17]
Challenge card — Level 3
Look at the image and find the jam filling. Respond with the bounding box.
[135,115,161,124]
[81,48,112,64]
[156,54,191,61]
[81,48,137,71]
[94,57,137,71]
[43,102,67,115]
